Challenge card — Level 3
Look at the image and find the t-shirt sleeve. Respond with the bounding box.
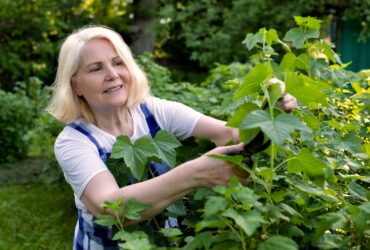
[54,127,109,198]
[145,96,203,140]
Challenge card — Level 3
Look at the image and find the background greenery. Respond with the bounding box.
[0,0,369,249]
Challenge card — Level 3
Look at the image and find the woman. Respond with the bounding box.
[47,25,296,249]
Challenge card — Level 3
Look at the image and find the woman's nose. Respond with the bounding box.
[105,64,119,81]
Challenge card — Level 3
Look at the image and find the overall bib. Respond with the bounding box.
[69,103,177,250]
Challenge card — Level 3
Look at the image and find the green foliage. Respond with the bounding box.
[156,0,369,68]
[0,0,132,91]
[0,78,45,163]
[109,130,181,181]
[99,16,369,249]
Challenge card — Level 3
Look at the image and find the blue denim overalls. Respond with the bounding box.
[69,103,177,250]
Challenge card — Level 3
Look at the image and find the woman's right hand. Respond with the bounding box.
[190,144,249,189]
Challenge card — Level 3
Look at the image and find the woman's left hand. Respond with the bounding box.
[268,78,297,113]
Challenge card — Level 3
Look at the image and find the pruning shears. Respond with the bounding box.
[225,130,270,167]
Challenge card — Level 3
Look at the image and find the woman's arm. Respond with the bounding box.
[80,144,246,226]
[191,115,239,146]
[192,80,297,145]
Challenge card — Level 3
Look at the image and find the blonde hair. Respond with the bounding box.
[46,25,150,124]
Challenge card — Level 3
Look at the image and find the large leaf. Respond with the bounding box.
[124,198,150,221]
[204,196,229,218]
[115,231,152,250]
[313,212,347,242]
[288,148,327,187]
[233,63,273,100]
[241,110,310,146]
[166,199,186,217]
[222,209,264,236]
[333,132,364,154]
[283,27,319,48]
[110,135,157,180]
[242,32,263,50]
[279,53,296,72]
[95,214,118,227]
[257,236,298,250]
[226,102,259,128]
[153,130,182,168]
[285,72,330,108]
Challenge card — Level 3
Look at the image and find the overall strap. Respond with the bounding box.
[68,122,111,162]
[140,102,161,138]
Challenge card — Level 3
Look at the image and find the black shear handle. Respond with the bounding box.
[225,130,270,156]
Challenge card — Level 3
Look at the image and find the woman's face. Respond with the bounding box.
[73,38,131,113]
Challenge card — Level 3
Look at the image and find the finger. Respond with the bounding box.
[268,77,285,93]
[233,167,250,178]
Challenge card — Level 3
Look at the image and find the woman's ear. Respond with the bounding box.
[71,77,82,97]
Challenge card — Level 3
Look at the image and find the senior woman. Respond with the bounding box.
[47,25,296,249]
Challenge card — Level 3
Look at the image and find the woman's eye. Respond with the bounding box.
[114,61,123,66]
[89,66,101,72]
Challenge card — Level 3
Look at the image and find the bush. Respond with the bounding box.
[0,77,57,164]
[99,16,370,249]
[0,86,35,163]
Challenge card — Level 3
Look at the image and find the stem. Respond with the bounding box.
[116,211,124,232]
[267,142,275,204]
[223,219,246,250]
[262,83,275,203]
[274,158,295,171]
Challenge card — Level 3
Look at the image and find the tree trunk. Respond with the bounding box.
[130,0,156,55]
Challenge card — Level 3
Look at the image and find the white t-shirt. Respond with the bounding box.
[54,96,203,210]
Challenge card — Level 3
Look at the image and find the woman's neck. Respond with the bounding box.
[92,106,133,137]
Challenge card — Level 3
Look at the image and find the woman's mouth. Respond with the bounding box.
[104,85,123,93]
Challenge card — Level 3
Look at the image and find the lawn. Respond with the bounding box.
[0,158,77,249]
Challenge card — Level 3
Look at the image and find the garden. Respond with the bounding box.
[0,1,369,249]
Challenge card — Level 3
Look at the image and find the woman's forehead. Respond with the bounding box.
[79,39,119,65]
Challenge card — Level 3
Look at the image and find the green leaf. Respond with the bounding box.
[302,114,320,130]
[111,135,157,180]
[233,63,273,100]
[279,53,296,72]
[232,187,260,207]
[153,130,181,168]
[242,32,263,50]
[106,158,131,187]
[183,231,214,250]
[295,53,309,70]
[195,217,227,232]
[271,190,288,203]
[222,209,264,236]
[241,110,310,146]
[95,214,118,227]
[208,154,243,165]
[226,102,259,128]
[334,133,364,154]
[166,199,186,216]
[159,227,183,237]
[101,198,123,212]
[116,231,152,250]
[283,27,319,48]
[264,28,279,46]
[288,148,327,187]
[294,16,322,30]
[285,72,329,108]
[315,234,347,249]
[267,83,283,108]
[204,196,229,218]
[124,198,150,221]
[258,167,273,182]
[313,212,347,242]
[257,236,298,250]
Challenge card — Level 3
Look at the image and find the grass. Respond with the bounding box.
[0,158,77,249]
